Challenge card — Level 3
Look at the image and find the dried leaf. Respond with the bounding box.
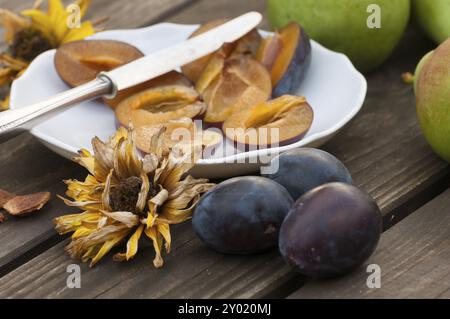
[4,192,51,216]
[0,188,15,208]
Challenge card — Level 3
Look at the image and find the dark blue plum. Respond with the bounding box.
[279,182,382,278]
[263,148,352,200]
[192,176,293,254]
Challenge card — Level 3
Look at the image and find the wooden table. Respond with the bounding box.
[0,0,449,299]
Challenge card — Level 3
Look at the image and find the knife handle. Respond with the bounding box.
[0,77,112,142]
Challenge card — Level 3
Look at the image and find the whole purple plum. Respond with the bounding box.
[263,148,352,200]
[279,182,382,278]
[193,176,293,254]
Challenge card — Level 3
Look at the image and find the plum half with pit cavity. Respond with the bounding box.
[115,85,206,128]
[55,39,143,87]
[105,71,192,109]
[181,19,262,83]
[201,55,272,125]
[135,118,222,156]
[222,95,313,148]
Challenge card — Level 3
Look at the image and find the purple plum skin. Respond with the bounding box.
[273,27,312,97]
[264,148,352,201]
[279,182,382,278]
[192,176,293,254]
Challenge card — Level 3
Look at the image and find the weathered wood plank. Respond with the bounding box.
[289,188,450,299]
[168,0,269,30]
[0,0,198,275]
[0,19,447,298]
[87,0,199,29]
[0,134,83,276]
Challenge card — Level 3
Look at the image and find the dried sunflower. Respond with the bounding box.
[54,127,215,268]
[0,0,103,109]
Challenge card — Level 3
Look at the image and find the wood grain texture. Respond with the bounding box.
[0,19,447,298]
[168,0,269,29]
[289,188,450,299]
[0,134,83,275]
[0,0,198,275]
[0,0,449,298]
[87,0,199,29]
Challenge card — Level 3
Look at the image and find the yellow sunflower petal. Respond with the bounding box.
[0,67,14,86]
[144,226,164,268]
[62,21,94,44]
[124,224,144,260]
[136,172,149,213]
[48,0,69,41]
[65,175,102,202]
[111,126,128,146]
[165,182,214,209]
[66,224,130,261]
[76,0,91,18]
[54,211,102,234]
[72,226,96,239]
[146,188,169,228]
[74,149,95,175]
[1,95,10,111]
[157,223,171,253]
[90,230,128,267]
[159,196,200,224]
[92,136,115,182]
[100,211,139,228]
[81,244,99,262]
[113,132,142,180]
[101,169,114,210]
[58,194,102,211]
[48,0,66,22]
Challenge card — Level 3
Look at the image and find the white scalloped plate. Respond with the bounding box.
[9,23,366,178]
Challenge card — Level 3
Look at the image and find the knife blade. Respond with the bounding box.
[0,11,262,140]
[102,11,262,94]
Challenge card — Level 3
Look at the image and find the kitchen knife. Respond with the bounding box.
[0,11,262,141]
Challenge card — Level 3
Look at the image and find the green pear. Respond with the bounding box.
[415,38,450,162]
[413,50,434,92]
[412,0,450,44]
[267,0,410,72]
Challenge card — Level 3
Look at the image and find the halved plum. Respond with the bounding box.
[181,19,228,83]
[104,71,192,109]
[55,40,143,87]
[202,55,272,125]
[256,22,311,97]
[115,85,206,128]
[195,42,237,94]
[181,19,262,83]
[135,118,222,156]
[222,95,313,148]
